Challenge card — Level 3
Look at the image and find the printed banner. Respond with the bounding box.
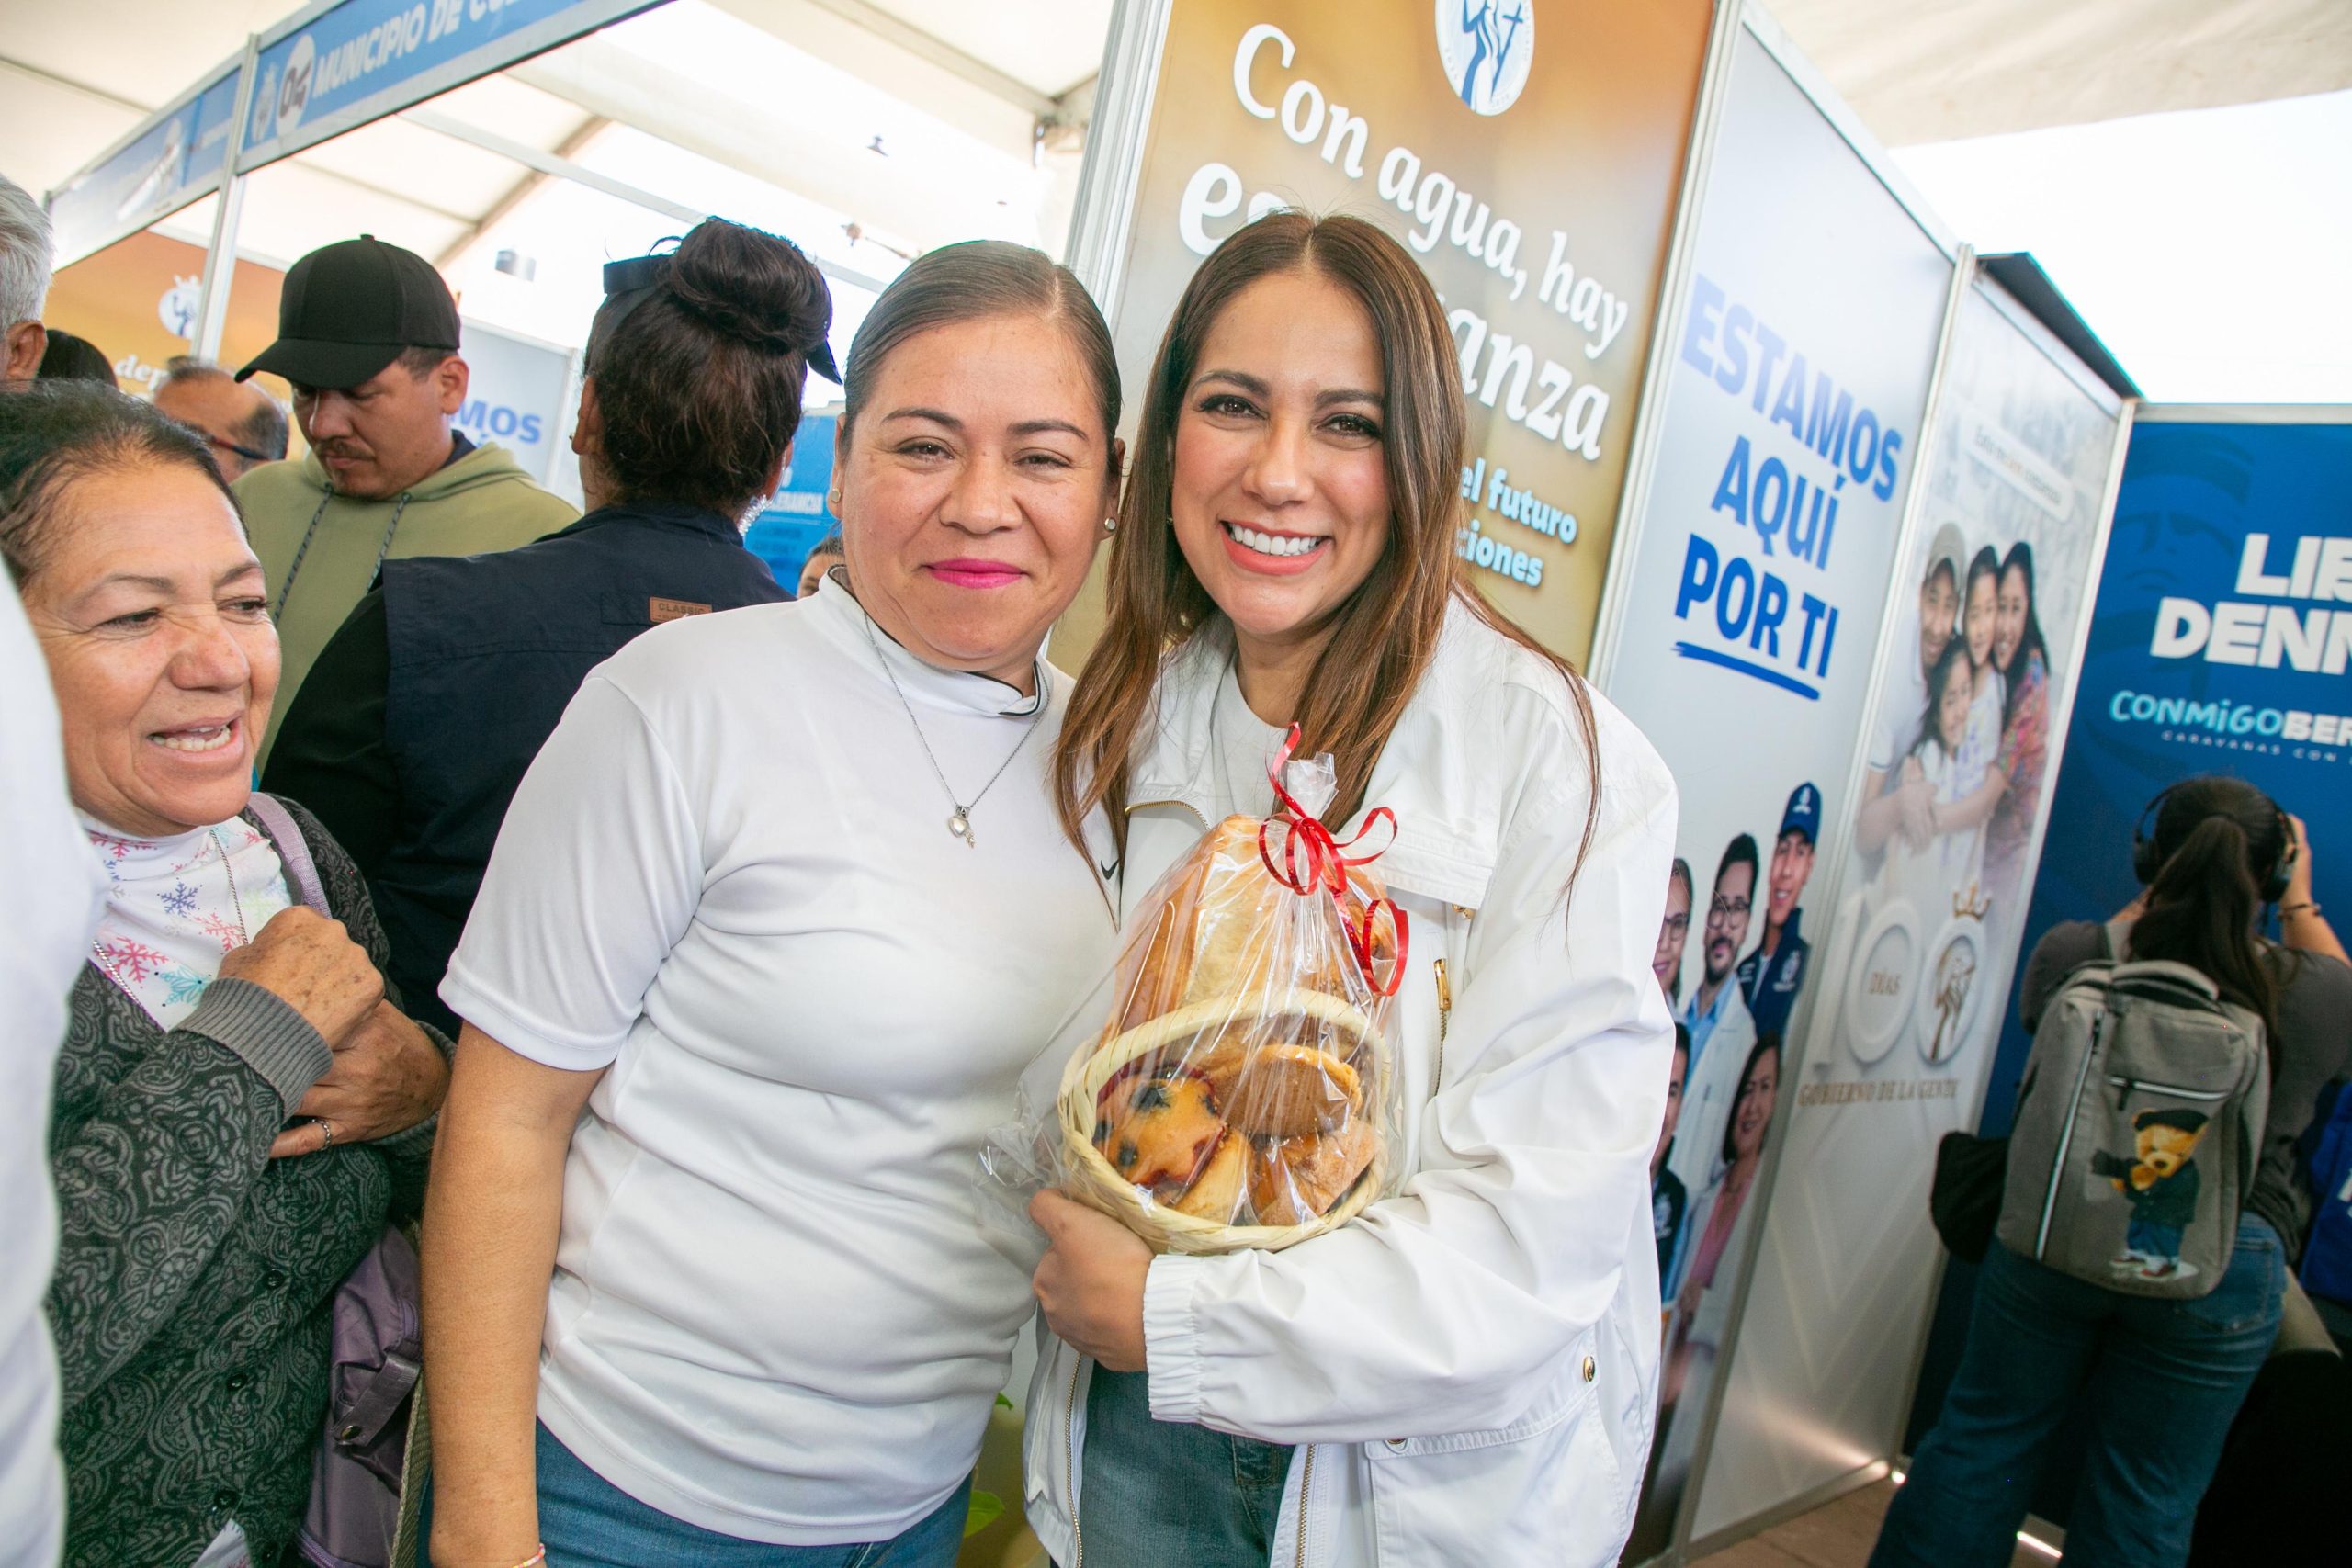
[1693,276,2124,1540]
[48,66,244,266]
[454,321,575,485]
[1602,28,1954,1558]
[1057,0,1715,667]
[242,0,652,166]
[1905,411,2352,1468]
[42,230,288,400]
[746,411,842,592]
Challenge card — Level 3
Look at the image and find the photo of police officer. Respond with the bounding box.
[1737,783,1819,1039]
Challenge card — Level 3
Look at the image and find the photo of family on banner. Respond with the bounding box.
[1821,288,2111,1090]
[1833,519,2052,1069]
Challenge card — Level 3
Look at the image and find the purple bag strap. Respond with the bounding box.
[248,792,329,916]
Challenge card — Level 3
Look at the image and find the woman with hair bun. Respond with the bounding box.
[265,217,828,1035]
[420,238,1125,1567]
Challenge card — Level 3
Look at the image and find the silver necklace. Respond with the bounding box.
[858,606,1045,848]
[89,827,252,988]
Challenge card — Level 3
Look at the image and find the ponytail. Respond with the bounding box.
[2131,810,2280,1041]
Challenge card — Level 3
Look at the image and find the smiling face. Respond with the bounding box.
[1653,868,1692,997]
[1919,564,1957,677]
[1996,561,2030,671]
[1731,1045,1781,1161]
[833,312,1116,691]
[1933,654,1972,753]
[1766,829,1813,930]
[292,353,465,500]
[20,461,277,835]
[1704,858,1755,986]
[1168,269,1392,662]
[1963,566,1997,671]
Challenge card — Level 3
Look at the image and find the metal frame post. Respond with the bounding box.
[189,35,263,365]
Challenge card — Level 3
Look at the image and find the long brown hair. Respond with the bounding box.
[1053,212,1600,876]
[2131,776,2290,1040]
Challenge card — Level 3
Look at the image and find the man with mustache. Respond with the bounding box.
[1662,835,1760,1294]
[233,235,575,763]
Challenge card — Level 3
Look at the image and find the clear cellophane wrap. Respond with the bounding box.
[1049,743,1408,1255]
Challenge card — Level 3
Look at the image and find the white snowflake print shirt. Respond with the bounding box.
[83,815,293,1030]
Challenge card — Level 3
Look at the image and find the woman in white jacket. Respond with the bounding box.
[1023,213,1679,1567]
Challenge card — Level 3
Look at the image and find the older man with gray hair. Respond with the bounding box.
[1,173,53,387]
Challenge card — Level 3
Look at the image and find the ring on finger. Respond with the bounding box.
[312,1116,335,1151]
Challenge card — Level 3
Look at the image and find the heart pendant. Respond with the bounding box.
[948,811,975,847]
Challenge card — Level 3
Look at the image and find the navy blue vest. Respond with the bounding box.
[377,500,786,1032]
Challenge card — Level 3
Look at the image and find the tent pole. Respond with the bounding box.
[190,33,260,367]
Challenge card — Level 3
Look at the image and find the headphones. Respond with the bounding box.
[2131,783,2295,903]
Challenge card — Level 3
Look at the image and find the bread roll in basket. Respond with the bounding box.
[1055,813,1402,1254]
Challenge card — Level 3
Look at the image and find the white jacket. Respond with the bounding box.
[1022,602,1679,1567]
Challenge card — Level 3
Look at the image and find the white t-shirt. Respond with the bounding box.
[1867,618,1928,776]
[442,579,1116,1544]
[0,589,108,1568]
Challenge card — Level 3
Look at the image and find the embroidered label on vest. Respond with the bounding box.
[649,597,713,623]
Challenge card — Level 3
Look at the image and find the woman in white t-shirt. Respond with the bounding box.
[420,242,1125,1568]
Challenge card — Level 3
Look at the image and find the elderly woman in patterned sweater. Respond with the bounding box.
[3,382,448,1568]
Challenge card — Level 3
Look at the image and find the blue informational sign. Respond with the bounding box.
[243,0,653,165]
[743,412,840,593]
[48,65,244,265]
[1907,412,2352,1484]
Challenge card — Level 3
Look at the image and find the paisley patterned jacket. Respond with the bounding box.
[47,796,438,1568]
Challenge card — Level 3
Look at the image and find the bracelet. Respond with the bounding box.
[2283,900,2322,917]
[510,1549,548,1568]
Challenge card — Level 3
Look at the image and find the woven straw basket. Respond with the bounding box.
[1057,987,1387,1255]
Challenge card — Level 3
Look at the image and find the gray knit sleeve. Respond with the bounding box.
[179,977,334,1110]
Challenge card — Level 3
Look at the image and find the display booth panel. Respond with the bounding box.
[1054,0,1718,668]
[1596,13,1958,1556]
[1690,262,2130,1547]
[43,230,291,401]
[1903,405,2352,1530]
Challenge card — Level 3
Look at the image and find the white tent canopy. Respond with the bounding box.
[4,0,2347,355]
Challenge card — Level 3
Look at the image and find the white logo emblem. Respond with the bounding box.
[275,35,316,140]
[1435,1,1533,117]
[158,275,201,340]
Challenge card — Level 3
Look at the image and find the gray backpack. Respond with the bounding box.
[1996,922,2268,1299]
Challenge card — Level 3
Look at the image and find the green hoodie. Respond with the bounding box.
[235,439,577,764]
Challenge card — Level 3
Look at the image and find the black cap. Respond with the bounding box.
[237,235,460,389]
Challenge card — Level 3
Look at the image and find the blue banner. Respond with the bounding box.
[243,0,650,164]
[744,412,840,593]
[48,66,243,265]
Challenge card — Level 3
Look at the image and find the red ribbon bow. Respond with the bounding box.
[1255,724,1409,998]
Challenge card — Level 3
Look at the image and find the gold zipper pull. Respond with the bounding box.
[1433,958,1452,1089]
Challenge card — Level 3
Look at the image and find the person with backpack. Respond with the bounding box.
[1872,775,2352,1568]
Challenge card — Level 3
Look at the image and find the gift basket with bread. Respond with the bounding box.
[1050,733,1407,1255]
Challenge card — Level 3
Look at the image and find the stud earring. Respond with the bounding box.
[1103,515,1117,534]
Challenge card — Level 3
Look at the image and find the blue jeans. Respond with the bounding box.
[429,1422,972,1568]
[1077,1367,1293,1568]
[1871,1215,2285,1568]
